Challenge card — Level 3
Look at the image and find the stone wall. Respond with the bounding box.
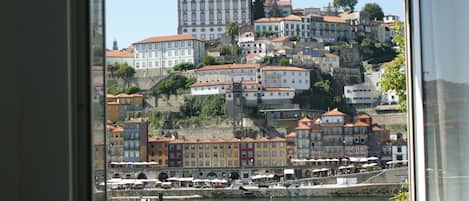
[109,184,401,199]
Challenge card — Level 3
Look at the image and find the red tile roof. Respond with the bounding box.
[106,50,133,58]
[191,81,233,87]
[263,87,295,92]
[323,53,338,58]
[271,36,289,42]
[296,124,311,130]
[261,66,308,71]
[134,34,199,44]
[264,0,292,7]
[323,108,346,116]
[323,16,346,23]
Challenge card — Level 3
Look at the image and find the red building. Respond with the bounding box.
[239,138,255,167]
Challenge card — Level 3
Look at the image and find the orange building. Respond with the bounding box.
[147,137,171,167]
[106,93,143,122]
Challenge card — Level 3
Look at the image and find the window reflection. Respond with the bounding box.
[420,0,469,200]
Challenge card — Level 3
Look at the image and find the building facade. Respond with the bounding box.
[133,34,205,70]
[106,94,143,122]
[264,0,292,17]
[123,118,149,162]
[105,48,134,66]
[107,125,124,163]
[190,64,310,105]
[147,137,171,167]
[177,0,252,41]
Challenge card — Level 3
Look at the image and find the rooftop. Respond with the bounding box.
[196,63,260,71]
[323,108,346,116]
[134,34,199,44]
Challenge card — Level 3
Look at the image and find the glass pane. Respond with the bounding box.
[105,0,407,200]
[90,0,106,200]
[420,0,469,200]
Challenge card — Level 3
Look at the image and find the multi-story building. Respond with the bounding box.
[123,118,148,162]
[331,67,362,86]
[292,51,340,73]
[239,137,255,167]
[106,93,143,122]
[264,0,292,17]
[94,140,105,171]
[168,140,184,167]
[147,137,171,167]
[286,132,297,166]
[107,125,124,163]
[254,137,287,167]
[340,11,385,42]
[190,64,310,105]
[177,0,252,41]
[254,14,354,43]
[133,34,205,70]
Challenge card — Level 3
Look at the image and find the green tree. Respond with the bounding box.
[380,22,407,111]
[253,0,265,20]
[115,63,136,87]
[279,58,290,66]
[362,3,384,20]
[390,183,409,201]
[289,35,300,42]
[124,85,141,94]
[107,80,122,95]
[153,74,192,96]
[333,0,358,11]
[225,22,239,45]
[202,55,216,66]
[107,62,119,78]
[173,62,195,71]
[269,7,283,17]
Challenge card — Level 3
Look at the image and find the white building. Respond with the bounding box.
[264,0,292,17]
[292,52,339,73]
[106,49,134,66]
[384,14,400,24]
[190,64,310,105]
[132,34,205,70]
[254,14,353,43]
[177,0,252,41]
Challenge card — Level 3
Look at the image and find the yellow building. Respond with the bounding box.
[148,137,171,167]
[254,137,287,167]
[107,125,124,162]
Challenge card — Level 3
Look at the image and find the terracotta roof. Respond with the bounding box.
[264,87,295,92]
[323,108,346,116]
[264,0,292,7]
[372,127,384,132]
[197,64,260,71]
[245,54,259,61]
[169,138,241,144]
[278,45,292,50]
[106,50,133,58]
[261,66,308,71]
[107,93,143,98]
[323,16,346,23]
[271,36,289,42]
[354,121,369,127]
[134,34,199,44]
[255,15,301,23]
[270,137,286,142]
[287,132,297,138]
[358,114,371,118]
[240,137,256,142]
[226,88,258,93]
[296,124,311,130]
[112,127,124,132]
[91,66,104,71]
[148,137,172,142]
[299,117,313,122]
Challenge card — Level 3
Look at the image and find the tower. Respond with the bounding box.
[112,38,118,50]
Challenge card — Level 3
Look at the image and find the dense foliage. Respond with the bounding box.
[269,7,283,17]
[362,3,384,20]
[279,58,290,66]
[153,74,194,96]
[380,22,407,111]
[333,0,358,11]
[360,38,397,64]
[181,95,226,118]
[293,70,347,112]
[201,55,216,66]
[225,22,239,45]
[253,0,265,20]
[173,62,195,71]
[124,85,141,94]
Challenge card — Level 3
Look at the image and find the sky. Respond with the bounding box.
[106,0,404,49]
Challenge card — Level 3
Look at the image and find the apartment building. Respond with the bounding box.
[147,137,171,167]
[254,137,287,167]
[123,118,148,162]
[105,47,134,66]
[107,125,124,163]
[190,64,310,105]
[177,0,252,41]
[133,34,205,69]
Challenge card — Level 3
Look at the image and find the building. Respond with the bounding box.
[239,137,256,167]
[105,47,134,66]
[264,0,292,17]
[339,11,386,42]
[132,34,205,70]
[254,137,287,167]
[292,51,339,73]
[254,14,354,43]
[391,132,407,162]
[147,137,171,167]
[331,67,362,86]
[286,132,297,166]
[123,118,148,162]
[107,124,124,163]
[191,64,310,106]
[106,93,143,122]
[384,14,400,24]
[177,0,252,41]
[94,140,105,171]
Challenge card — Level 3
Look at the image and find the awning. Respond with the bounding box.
[284,169,295,174]
[367,157,379,161]
[386,160,408,164]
